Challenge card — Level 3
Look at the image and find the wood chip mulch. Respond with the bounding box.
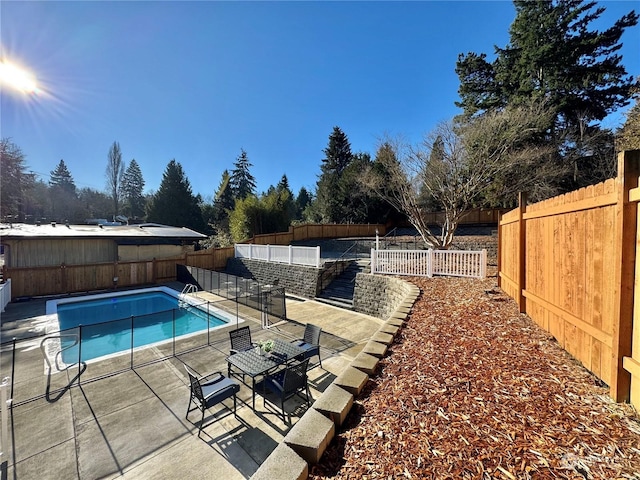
[310,274,640,479]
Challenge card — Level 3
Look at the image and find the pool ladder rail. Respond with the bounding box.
[40,333,87,402]
[40,333,81,374]
[179,283,198,308]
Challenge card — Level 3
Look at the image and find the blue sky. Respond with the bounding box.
[2,1,639,201]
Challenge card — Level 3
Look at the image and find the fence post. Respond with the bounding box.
[316,246,321,268]
[497,212,502,288]
[427,249,433,278]
[61,263,67,293]
[370,248,375,274]
[480,249,487,279]
[267,245,271,263]
[611,150,639,403]
[517,192,527,313]
[288,245,293,265]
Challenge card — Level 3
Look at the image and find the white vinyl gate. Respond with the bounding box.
[371,248,486,279]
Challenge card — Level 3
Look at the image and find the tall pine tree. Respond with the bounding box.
[49,159,78,222]
[315,126,353,222]
[229,149,256,201]
[456,1,638,128]
[121,159,145,219]
[146,160,205,232]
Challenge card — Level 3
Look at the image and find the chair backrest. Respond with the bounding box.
[282,359,309,395]
[184,365,204,402]
[303,323,321,346]
[229,326,252,352]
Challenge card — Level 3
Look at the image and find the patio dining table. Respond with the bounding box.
[226,337,306,409]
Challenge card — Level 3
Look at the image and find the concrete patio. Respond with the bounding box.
[0,289,385,479]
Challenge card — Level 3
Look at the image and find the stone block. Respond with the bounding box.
[251,443,308,480]
[334,366,369,396]
[371,331,394,346]
[284,409,335,465]
[312,384,354,427]
[363,340,388,358]
[389,312,409,321]
[378,323,400,338]
[385,317,404,327]
[351,352,379,376]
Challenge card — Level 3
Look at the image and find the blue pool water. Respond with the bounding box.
[55,291,227,363]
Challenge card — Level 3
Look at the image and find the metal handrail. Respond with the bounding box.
[40,333,80,373]
[319,241,363,290]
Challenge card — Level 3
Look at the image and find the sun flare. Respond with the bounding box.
[0,59,38,94]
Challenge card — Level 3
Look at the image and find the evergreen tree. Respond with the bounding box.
[295,187,312,220]
[456,1,638,127]
[121,159,146,219]
[146,159,206,232]
[455,0,638,192]
[315,126,354,222]
[276,174,291,193]
[49,159,76,193]
[49,159,78,222]
[229,149,256,201]
[106,141,125,217]
[0,138,35,221]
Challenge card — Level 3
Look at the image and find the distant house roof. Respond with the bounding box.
[0,223,207,240]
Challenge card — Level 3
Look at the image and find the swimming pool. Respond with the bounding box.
[46,287,235,363]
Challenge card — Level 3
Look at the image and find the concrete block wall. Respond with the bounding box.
[226,258,321,298]
[353,273,414,319]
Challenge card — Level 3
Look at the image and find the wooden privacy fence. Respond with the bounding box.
[371,249,487,279]
[4,247,235,299]
[249,223,385,245]
[498,150,640,408]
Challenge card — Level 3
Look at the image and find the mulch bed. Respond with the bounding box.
[310,274,640,479]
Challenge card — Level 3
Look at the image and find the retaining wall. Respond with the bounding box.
[353,273,414,319]
[226,258,321,298]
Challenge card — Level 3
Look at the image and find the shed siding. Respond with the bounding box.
[5,239,117,267]
[117,244,193,262]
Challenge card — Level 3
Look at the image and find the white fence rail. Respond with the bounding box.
[371,248,486,279]
[235,244,321,268]
[0,279,11,312]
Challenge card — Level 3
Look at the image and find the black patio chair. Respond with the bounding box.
[184,365,240,437]
[229,326,256,354]
[291,323,322,368]
[257,358,311,421]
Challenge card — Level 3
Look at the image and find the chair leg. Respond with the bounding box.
[199,408,205,437]
[186,398,193,419]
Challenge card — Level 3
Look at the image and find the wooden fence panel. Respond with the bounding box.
[497,210,520,300]
[498,150,639,406]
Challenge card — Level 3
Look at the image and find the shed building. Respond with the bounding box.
[0,222,207,268]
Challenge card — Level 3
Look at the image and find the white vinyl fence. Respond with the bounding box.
[371,248,487,279]
[0,279,11,312]
[235,244,321,268]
